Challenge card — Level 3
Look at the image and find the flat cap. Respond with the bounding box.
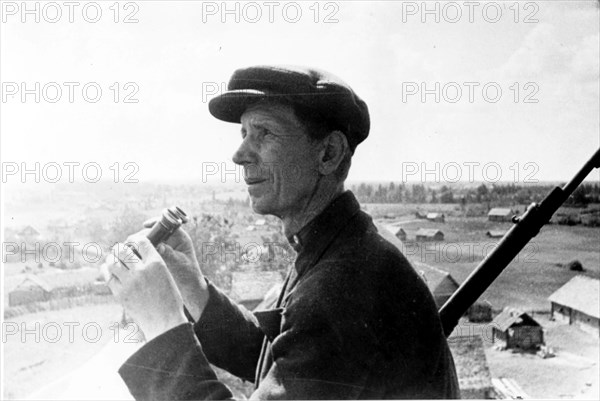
[208,65,370,152]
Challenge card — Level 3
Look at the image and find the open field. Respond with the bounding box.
[373,204,600,311]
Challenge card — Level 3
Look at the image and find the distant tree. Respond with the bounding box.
[411,184,427,203]
[476,184,489,202]
[440,186,455,203]
[430,189,438,204]
[569,186,589,206]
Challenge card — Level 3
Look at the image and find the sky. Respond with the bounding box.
[1,0,599,185]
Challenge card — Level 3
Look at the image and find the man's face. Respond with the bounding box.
[233,103,321,218]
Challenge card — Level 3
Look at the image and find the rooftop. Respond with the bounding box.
[492,307,542,332]
[416,228,444,237]
[549,275,600,319]
[488,208,513,216]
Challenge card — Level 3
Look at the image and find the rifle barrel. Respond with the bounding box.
[439,148,600,337]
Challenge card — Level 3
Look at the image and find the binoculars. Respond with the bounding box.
[147,206,189,246]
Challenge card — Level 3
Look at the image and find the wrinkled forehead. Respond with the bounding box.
[240,101,306,133]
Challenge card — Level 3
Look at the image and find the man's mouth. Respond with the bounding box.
[245,179,267,185]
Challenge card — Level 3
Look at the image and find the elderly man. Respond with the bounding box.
[108,66,459,400]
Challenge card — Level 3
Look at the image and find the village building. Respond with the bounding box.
[415,211,427,219]
[18,225,41,242]
[9,275,52,306]
[413,261,459,308]
[415,228,444,242]
[467,301,493,323]
[548,275,599,336]
[491,307,544,350]
[7,268,105,307]
[230,271,283,310]
[395,228,407,242]
[447,335,494,399]
[426,212,445,223]
[487,208,513,222]
[485,230,505,238]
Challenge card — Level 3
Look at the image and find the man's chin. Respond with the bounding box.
[249,196,271,215]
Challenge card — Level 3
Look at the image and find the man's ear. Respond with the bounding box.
[318,131,348,176]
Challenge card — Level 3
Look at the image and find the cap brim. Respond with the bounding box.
[208,90,268,123]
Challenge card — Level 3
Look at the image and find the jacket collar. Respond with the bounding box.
[286,190,361,277]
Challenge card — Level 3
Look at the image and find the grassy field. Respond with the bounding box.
[372,203,600,311]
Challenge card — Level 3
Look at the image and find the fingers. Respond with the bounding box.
[156,242,176,261]
[142,215,192,253]
[108,244,138,281]
[106,253,125,295]
[125,233,162,263]
[106,238,158,296]
[163,227,195,254]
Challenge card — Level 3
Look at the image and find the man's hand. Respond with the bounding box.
[142,220,210,321]
[107,234,188,342]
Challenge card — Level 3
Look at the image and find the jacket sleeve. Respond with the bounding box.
[193,280,265,381]
[119,324,234,401]
[118,283,380,400]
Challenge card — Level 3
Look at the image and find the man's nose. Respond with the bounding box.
[232,136,256,166]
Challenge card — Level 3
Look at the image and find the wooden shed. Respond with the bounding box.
[395,228,407,242]
[415,228,444,242]
[413,261,459,308]
[485,230,505,238]
[487,208,513,222]
[468,301,493,323]
[549,275,599,336]
[492,307,544,350]
[426,213,446,223]
[9,275,52,306]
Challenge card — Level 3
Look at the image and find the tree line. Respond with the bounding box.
[350,182,600,206]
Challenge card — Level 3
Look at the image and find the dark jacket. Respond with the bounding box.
[119,191,460,400]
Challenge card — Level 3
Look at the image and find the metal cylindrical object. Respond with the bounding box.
[146,206,188,246]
